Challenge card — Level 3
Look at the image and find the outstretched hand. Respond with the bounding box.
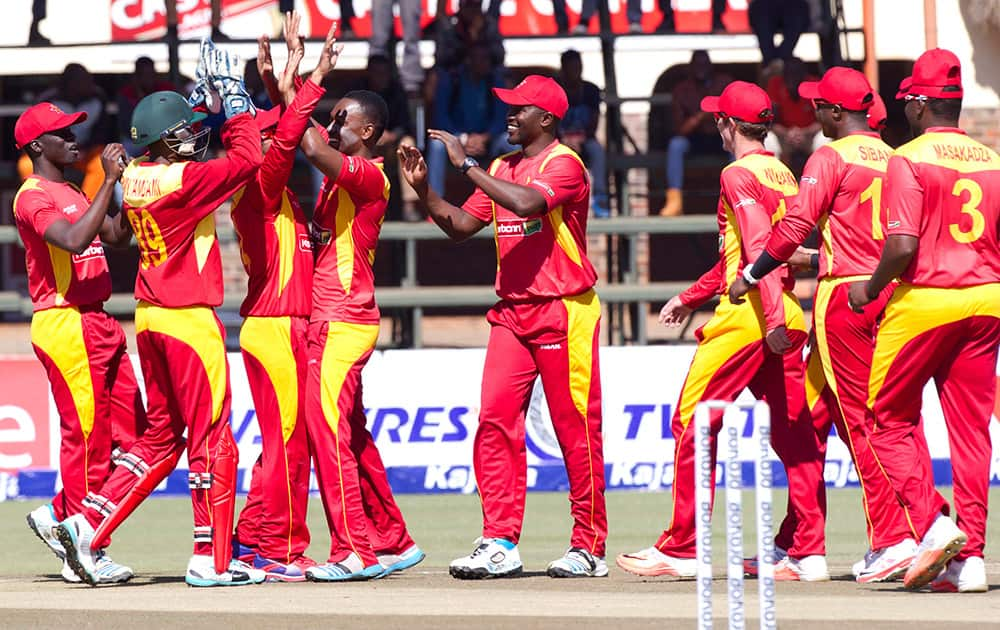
[100,143,128,182]
[397,143,429,193]
[256,35,273,79]
[427,129,468,169]
[283,11,305,59]
[310,20,343,85]
[658,296,693,327]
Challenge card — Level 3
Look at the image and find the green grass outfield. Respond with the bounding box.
[6,487,999,577]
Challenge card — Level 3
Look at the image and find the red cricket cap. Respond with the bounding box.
[867,93,887,131]
[700,81,774,123]
[895,77,912,99]
[255,106,281,133]
[898,48,963,99]
[798,67,874,110]
[493,75,569,119]
[14,102,87,150]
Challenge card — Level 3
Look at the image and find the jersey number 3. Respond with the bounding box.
[949,179,985,244]
[127,209,168,269]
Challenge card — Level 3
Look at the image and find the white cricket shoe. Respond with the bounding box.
[773,555,830,581]
[54,514,100,585]
[904,514,967,590]
[615,547,697,577]
[61,560,81,583]
[930,556,988,593]
[547,548,609,578]
[26,504,65,560]
[185,555,266,587]
[852,550,874,578]
[856,538,918,583]
[449,538,523,579]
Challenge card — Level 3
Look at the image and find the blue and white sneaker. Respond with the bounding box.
[305,553,383,582]
[252,554,316,582]
[546,547,609,578]
[449,537,523,580]
[375,544,426,578]
[27,504,66,560]
[232,539,257,564]
[54,515,132,586]
[185,555,266,587]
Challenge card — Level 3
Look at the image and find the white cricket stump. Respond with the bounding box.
[694,400,776,630]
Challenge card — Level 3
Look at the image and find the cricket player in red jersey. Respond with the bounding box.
[730,67,925,582]
[399,75,608,579]
[848,49,1000,593]
[14,103,144,584]
[277,21,422,582]
[617,81,828,582]
[228,31,321,582]
[57,75,267,586]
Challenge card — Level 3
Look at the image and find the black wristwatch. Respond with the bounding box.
[460,156,479,174]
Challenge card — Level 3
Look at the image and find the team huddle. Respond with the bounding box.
[11,9,999,594]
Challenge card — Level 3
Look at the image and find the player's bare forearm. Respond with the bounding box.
[865,235,917,298]
[300,127,344,180]
[45,178,117,254]
[421,187,488,242]
[465,167,546,218]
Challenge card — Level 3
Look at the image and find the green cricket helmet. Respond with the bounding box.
[130,90,210,159]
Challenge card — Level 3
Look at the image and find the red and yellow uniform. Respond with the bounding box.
[463,140,607,557]
[868,128,1000,560]
[658,150,826,559]
[231,84,321,564]
[766,132,921,551]
[79,114,262,558]
[13,177,145,522]
[305,151,415,567]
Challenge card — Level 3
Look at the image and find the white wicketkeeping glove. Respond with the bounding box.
[188,38,221,114]
[207,45,255,119]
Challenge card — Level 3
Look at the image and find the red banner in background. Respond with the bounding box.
[0,358,51,472]
[110,0,748,42]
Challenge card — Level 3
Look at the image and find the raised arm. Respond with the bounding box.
[257,35,281,106]
[45,143,127,253]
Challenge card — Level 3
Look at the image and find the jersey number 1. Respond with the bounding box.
[860,178,883,241]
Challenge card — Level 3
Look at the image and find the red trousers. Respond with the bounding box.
[477,290,607,557]
[31,306,146,521]
[656,292,826,559]
[82,303,234,556]
[812,278,923,550]
[867,284,1000,560]
[235,316,311,563]
[306,320,414,565]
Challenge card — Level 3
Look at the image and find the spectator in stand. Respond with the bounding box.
[764,56,825,173]
[435,0,506,72]
[575,0,645,34]
[660,50,731,216]
[655,0,728,33]
[427,42,513,197]
[558,49,609,217]
[749,0,811,73]
[573,0,727,34]
[353,54,422,221]
[29,0,49,44]
[371,0,424,96]
[18,63,110,200]
[117,57,176,156]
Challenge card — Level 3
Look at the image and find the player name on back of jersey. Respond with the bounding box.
[856,145,892,164]
[931,143,993,163]
[761,167,797,188]
[123,173,164,201]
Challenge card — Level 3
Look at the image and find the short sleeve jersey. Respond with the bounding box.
[766,132,893,278]
[463,141,597,301]
[310,155,390,324]
[12,176,111,311]
[122,113,262,308]
[885,127,1000,287]
[719,151,799,331]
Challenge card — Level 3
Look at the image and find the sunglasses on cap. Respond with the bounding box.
[903,94,929,103]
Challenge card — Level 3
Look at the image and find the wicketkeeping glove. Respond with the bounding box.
[207,45,255,119]
[188,38,221,114]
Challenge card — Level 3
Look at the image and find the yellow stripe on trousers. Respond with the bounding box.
[240,316,299,443]
[135,301,228,426]
[31,306,96,440]
[320,321,379,559]
[562,289,601,555]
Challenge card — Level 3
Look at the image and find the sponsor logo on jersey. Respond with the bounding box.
[533,180,556,197]
[72,242,105,263]
[61,204,79,215]
[539,343,562,350]
[298,234,313,252]
[734,198,756,208]
[801,176,818,185]
[496,218,543,238]
[887,220,901,228]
